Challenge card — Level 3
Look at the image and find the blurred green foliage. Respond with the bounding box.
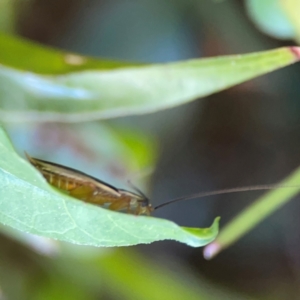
[246,0,295,40]
[0,34,298,123]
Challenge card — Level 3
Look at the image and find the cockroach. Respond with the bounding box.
[26,153,298,216]
[26,153,153,215]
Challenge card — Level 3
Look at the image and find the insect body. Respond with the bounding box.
[26,153,299,216]
[26,153,153,215]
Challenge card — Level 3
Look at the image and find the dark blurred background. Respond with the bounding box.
[2,0,300,299]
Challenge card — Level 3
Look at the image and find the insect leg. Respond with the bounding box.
[133,204,141,215]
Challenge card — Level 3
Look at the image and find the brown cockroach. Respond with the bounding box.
[26,153,298,215]
[26,153,153,215]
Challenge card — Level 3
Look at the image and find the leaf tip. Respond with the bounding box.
[289,47,300,60]
[203,241,221,260]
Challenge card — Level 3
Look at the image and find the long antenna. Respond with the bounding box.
[154,184,300,210]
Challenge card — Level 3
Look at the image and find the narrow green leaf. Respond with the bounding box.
[0,127,218,247]
[1,34,299,122]
[203,169,300,259]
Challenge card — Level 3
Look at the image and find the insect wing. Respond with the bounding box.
[26,153,152,215]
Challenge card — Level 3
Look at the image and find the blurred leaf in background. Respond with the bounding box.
[246,0,296,40]
[0,34,298,123]
[0,227,253,300]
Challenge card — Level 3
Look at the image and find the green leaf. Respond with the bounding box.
[93,249,249,300]
[1,34,300,122]
[0,127,218,247]
[203,169,300,259]
[0,0,15,33]
[281,0,300,44]
[0,33,131,73]
[245,0,295,40]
